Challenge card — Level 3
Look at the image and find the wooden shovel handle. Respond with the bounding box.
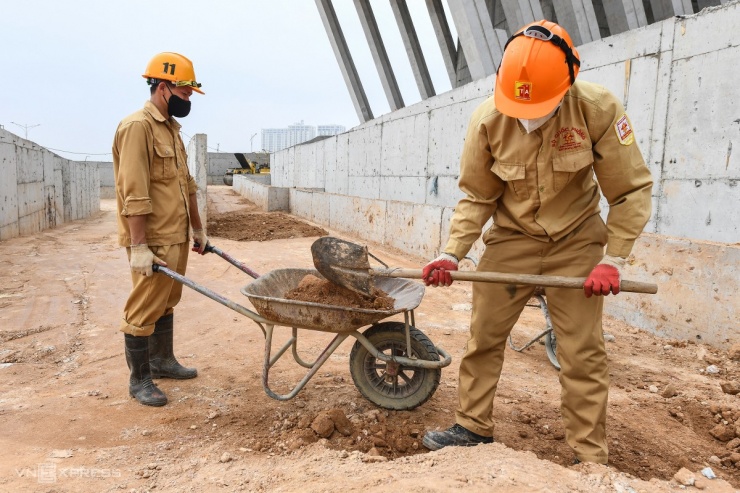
[372,268,658,294]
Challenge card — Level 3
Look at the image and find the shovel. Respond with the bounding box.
[311,236,658,297]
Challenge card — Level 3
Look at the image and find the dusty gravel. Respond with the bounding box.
[0,186,738,493]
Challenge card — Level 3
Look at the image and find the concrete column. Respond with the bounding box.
[551,0,602,44]
[426,0,460,88]
[602,0,648,34]
[447,0,503,79]
[499,0,545,31]
[187,133,208,231]
[649,0,693,20]
[389,0,436,99]
[353,0,404,111]
[315,0,374,122]
[696,0,726,8]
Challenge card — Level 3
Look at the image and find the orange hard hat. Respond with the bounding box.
[142,52,204,94]
[494,20,579,119]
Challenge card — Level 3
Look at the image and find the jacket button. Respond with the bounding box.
[539,186,545,192]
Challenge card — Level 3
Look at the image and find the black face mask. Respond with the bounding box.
[165,85,191,118]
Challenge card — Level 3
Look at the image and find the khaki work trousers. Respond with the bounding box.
[456,213,610,464]
[120,242,189,337]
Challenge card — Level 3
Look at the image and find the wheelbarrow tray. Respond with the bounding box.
[240,268,424,332]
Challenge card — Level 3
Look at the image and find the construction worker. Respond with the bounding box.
[421,20,653,464]
[112,52,209,406]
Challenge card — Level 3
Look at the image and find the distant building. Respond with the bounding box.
[317,124,346,136]
[261,121,345,152]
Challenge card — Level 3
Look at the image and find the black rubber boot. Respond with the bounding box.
[124,334,167,407]
[422,424,494,451]
[149,314,197,379]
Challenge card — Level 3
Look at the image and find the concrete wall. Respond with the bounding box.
[0,128,99,241]
[235,5,740,346]
[96,161,115,199]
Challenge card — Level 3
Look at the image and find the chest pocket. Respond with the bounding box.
[552,149,594,192]
[491,161,529,199]
[151,144,178,182]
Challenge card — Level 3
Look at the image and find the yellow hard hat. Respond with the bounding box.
[142,52,204,94]
[494,20,579,119]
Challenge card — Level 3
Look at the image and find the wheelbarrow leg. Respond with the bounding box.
[261,324,349,401]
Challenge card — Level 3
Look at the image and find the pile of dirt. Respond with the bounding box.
[285,274,395,310]
[208,209,328,242]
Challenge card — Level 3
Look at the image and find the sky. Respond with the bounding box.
[0,0,458,161]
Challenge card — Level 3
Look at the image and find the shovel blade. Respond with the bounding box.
[310,236,374,297]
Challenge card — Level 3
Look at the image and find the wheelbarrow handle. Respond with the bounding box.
[193,242,260,279]
[373,268,658,294]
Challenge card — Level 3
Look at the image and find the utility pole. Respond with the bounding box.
[11,122,41,139]
[250,132,258,152]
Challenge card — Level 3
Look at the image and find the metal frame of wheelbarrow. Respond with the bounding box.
[152,244,451,407]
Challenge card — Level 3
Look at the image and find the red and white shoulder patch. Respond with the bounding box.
[614,114,634,146]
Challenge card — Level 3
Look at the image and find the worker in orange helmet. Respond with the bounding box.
[112,52,209,406]
[421,20,653,465]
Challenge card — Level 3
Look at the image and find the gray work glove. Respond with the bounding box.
[130,244,167,277]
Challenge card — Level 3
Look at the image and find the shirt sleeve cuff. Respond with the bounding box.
[605,237,635,258]
[187,176,198,195]
[121,197,153,216]
[444,239,472,262]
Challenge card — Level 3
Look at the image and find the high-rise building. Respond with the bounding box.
[261,121,345,152]
[317,124,346,136]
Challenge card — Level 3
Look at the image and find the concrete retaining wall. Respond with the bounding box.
[235,5,740,346]
[96,161,115,199]
[0,129,99,241]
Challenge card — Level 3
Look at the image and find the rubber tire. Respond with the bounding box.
[223,174,233,186]
[545,330,561,370]
[349,322,441,410]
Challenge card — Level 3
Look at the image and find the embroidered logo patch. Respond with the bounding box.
[615,114,634,145]
[514,81,531,101]
[551,126,587,151]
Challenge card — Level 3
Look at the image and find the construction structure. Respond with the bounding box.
[233,1,739,347]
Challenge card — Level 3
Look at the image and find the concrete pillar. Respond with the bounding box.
[696,0,726,9]
[499,0,545,31]
[389,0,436,99]
[315,0,374,122]
[426,0,460,88]
[602,0,648,34]
[551,0,602,44]
[447,0,504,78]
[353,0,404,111]
[649,0,693,20]
[187,134,208,231]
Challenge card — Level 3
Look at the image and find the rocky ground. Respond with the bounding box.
[0,185,738,493]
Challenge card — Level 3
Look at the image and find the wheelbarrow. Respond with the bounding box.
[152,244,451,411]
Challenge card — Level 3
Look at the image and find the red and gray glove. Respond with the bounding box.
[422,253,459,287]
[583,255,626,298]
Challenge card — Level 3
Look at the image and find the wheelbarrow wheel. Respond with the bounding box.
[545,330,561,370]
[349,322,441,411]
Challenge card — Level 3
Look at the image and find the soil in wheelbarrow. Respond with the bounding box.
[285,274,395,310]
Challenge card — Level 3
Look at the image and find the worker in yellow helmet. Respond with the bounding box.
[421,21,653,465]
[112,52,208,406]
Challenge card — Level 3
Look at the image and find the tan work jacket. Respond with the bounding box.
[444,80,653,260]
[113,101,198,247]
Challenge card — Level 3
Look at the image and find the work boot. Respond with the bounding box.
[124,334,167,407]
[422,423,494,451]
[149,313,197,379]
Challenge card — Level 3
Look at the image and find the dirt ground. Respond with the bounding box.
[0,185,739,493]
